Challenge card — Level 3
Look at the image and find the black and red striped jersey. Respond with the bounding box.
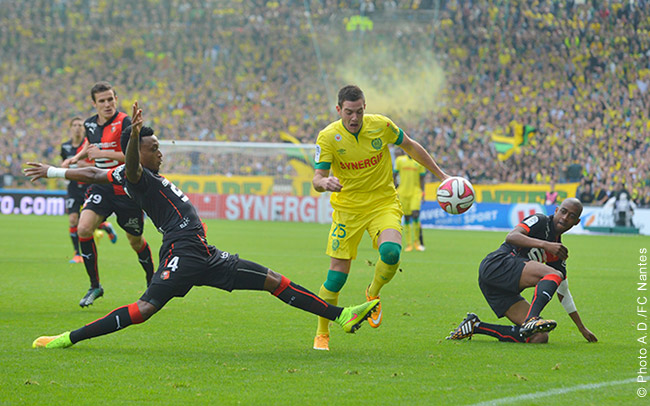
[108,165,204,243]
[61,139,91,185]
[83,111,131,169]
[495,213,566,276]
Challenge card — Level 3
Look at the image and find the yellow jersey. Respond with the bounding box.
[394,155,426,196]
[315,114,404,212]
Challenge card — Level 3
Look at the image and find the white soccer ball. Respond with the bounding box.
[436,176,476,215]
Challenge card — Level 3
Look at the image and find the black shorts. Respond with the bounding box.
[478,251,528,318]
[140,237,269,309]
[65,182,89,215]
[82,183,145,236]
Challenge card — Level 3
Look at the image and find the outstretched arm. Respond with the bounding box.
[557,280,598,342]
[125,101,144,184]
[398,133,449,181]
[24,162,110,184]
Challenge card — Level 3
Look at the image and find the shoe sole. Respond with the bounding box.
[520,321,557,338]
[348,302,380,333]
[368,306,382,328]
[79,291,104,308]
[446,313,479,340]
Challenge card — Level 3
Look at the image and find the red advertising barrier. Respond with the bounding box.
[186,193,333,223]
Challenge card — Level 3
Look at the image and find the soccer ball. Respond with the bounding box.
[436,176,475,215]
[94,229,105,243]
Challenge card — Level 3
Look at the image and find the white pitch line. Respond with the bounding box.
[470,378,637,406]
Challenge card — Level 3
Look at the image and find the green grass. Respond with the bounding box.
[0,214,645,405]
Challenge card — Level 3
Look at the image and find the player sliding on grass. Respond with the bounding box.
[447,198,598,343]
[25,102,379,349]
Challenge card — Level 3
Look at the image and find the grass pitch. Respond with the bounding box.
[0,214,644,405]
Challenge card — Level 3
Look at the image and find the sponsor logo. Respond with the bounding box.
[337,148,346,155]
[220,251,230,259]
[86,122,97,134]
[179,217,190,229]
[339,152,383,171]
[371,138,382,150]
[161,270,170,280]
[92,141,118,149]
[124,217,142,234]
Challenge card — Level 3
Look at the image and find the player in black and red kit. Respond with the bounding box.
[61,117,117,264]
[446,198,598,343]
[63,82,154,307]
[27,102,379,349]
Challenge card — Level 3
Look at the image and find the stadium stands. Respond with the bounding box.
[1,0,648,206]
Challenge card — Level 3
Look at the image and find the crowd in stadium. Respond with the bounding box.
[1,0,649,206]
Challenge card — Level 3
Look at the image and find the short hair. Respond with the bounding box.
[91,81,116,102]
[120,125,154,153]
[338,85,365,107]
[69,117,83,127]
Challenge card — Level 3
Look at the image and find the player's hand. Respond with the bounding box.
[87,144,103,160]
[580,326,598,342]
[543,241,569,260]
[131,101,143,135]
[61,158,72,168]
[323,176,342,192]
[23,162,51,182]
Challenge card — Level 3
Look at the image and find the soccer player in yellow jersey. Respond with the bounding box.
[394,149,427,252]
[312,85,449,350]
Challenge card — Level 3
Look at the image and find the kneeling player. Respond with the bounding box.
[26,102,378,350]
[447,198,597,343]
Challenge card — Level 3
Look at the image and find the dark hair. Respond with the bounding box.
[90,81,116,101]
[120,125,155,152]
[69,117,83,127]
[338,85,364,107]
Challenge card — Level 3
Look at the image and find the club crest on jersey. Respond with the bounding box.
[161,270,170,280]
[332,239,339,251]
[371,138,382,150]
[335,134,342,141]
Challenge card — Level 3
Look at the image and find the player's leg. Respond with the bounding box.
[411,209,424,251]
[98,221,117,243]
[403,214,413,251]
[34,253,183,349]
[365,206,402,328]
[315,212,365,349]
[503,300,550,343]
[68,211,82,263]
[115,201,154,286]
[315,257,351,349]
[33,298,160,349]
[519,261,564,322]
[126,233,154,286]
[77,207,106,306]
[229,259,378,335]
